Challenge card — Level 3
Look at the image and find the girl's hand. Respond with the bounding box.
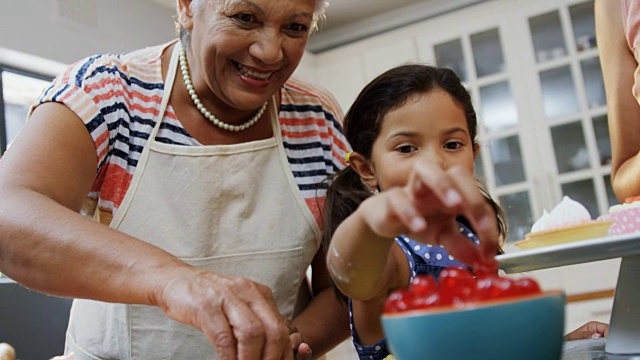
[410,162,499,269]
[360,161,499,269]
[287,320,312,360]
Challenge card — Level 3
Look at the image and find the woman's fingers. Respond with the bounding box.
[159,271,292,360]
[201,308,238,360]
[241,284,291,360]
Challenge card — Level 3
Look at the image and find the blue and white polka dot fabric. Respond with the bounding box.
[398,221,480,281]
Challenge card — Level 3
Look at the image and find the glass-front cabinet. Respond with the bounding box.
[316,0,611,244]
[418,0,611,244]
[314,0,616,330]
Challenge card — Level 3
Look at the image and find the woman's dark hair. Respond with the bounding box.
[323,64,506,267]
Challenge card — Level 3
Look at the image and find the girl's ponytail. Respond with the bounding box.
[322,165,372,254]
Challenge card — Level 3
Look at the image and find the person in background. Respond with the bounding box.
[0,0,350,358]
[595,0,640,201]
[323,64,609,360]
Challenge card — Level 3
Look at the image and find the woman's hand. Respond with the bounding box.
[156,267,294,360]
[564,321,609,341]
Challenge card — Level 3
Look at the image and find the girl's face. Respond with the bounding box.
[365,89,478,191]
[180,0,315,111]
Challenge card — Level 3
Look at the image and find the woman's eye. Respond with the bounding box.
[232,13,256,24]
[397,145,416,154]
[285,23,310,36]
[287,23,309,33]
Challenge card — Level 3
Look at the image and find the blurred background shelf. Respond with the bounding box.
[0,280,72,360]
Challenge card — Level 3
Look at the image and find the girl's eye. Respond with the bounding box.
[444,141,463,150]
[397,145,417,154]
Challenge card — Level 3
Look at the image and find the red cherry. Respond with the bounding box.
[409,275,438,297]
[513,277,542,296]
[473,274,518,300]
[439,267,475,284]
[410,291,440,309]
[438,267,475,305]
[471,260,499,277]
[384,289,414,313]
[386,269,543,313]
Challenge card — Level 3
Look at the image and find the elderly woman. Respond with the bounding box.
[0,0,350,359]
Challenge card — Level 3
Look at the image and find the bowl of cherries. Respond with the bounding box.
[381,267,565,360]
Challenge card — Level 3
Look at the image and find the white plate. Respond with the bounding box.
[497,232,640,273]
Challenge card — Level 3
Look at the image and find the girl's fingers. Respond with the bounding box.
[409,162,462,209]
[436,226,483,266]
[388,189,427,233]
[409,163,499,265]
[446,166,500,262]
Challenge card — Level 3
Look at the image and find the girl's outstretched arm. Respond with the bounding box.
[326,161,500,300]
[326,190,411,301]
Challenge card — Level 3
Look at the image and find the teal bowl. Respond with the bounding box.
[381,291,566,360]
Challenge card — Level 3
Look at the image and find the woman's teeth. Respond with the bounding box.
[236,63,272,80]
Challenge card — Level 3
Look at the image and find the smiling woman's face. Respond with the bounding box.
[179,0,316,111]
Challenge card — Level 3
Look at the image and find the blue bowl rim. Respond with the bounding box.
[382,289,565,318]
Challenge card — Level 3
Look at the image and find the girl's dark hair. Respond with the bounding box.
[323,64,506,262]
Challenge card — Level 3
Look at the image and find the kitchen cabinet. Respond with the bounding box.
[314,0,617,312]
[421,0,617,300]
[316,0,612,242]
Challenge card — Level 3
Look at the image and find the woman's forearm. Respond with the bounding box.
[0,187,191,306]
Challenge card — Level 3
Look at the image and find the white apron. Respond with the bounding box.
[65,44,321,359]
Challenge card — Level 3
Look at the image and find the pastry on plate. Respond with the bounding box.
[515,196,612,250]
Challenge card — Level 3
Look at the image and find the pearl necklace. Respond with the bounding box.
[178,45,268,132]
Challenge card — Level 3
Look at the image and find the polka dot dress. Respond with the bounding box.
[348,221,480,360]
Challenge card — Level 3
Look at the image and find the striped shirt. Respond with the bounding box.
[33,41,350,227]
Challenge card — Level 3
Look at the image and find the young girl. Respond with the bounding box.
[324,64,504,360]
[324,64,607,359]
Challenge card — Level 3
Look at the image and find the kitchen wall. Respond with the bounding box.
[0,0,175,76]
